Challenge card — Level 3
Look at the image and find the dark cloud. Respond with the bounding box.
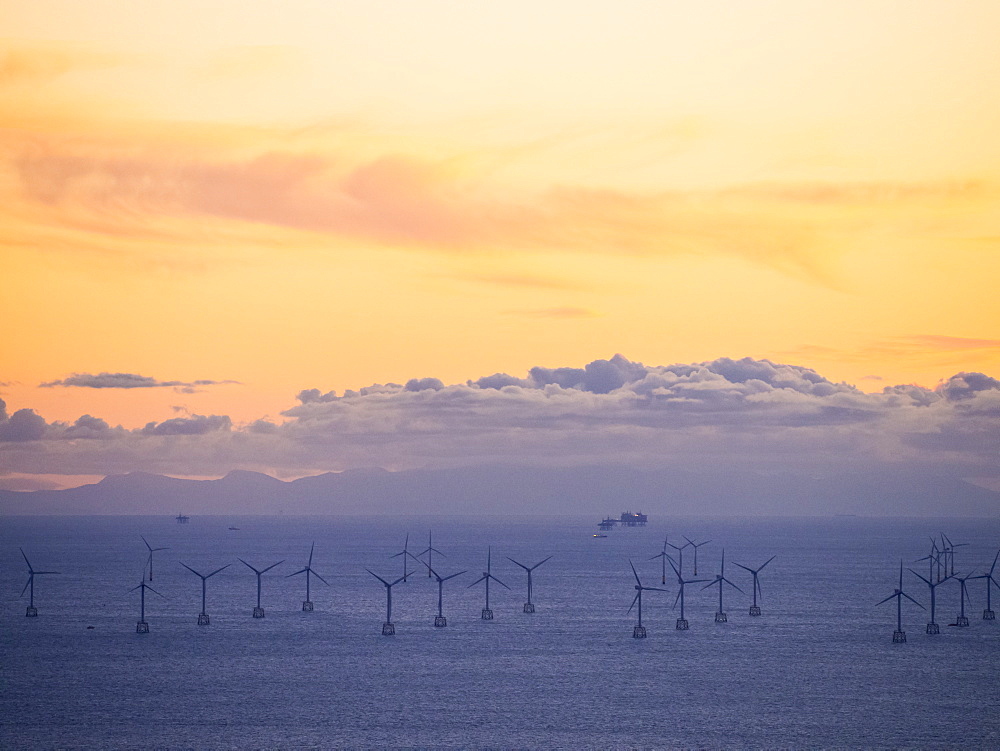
[140,414,232,436]
[0,405,47,442]
[938,372,1000,401]
[297,389,338,404]
[405,377,444,392]
[40,372,239,389]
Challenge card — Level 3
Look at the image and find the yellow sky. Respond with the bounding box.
[3,1,1000,429]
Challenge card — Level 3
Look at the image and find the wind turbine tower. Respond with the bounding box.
[669,557,709,630]
[468,547,510,620]
[390,533,412,581]
[414,557,467,627]
[627,559,667,638]
[181,562,231,625]
[417,531,446,578]
[140,536,168,581]
[877,560,924,643]
[287,542,329,611]
[19,548,59,618]
[666,539,691,576]
[131,572,165,633]
[952,570,975,627]
[701,549,743,623]
[238,558,284,618]
[734,555,775,616]
[366,569,409,635]
[650,536,672,584]
[972,548,999,620]
[909,567,950,634]
[506,555,552,613]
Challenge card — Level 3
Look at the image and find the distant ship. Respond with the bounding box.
[597,511,648,531]
[175,514,190,524]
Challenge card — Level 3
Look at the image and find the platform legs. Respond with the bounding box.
[676,618,689,630]
[632,625,646,639]
[434,616,447,627]
[523,602,535,614]
[481,608,493,620]
[302,601,313,612]
[926,622,940,635]
[715,611,728,623]
[25,606,37,618]
[892,630,906,643]
[382,622,395,635]
[136,621,149,634]
[984,609,996,620]
[749,606,761,616]
[253,607,265,619]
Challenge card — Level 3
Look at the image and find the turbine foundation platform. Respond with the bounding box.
[302,601,313,612]
[956,615,970,627]
[632,625,647,638]
[481,608,494,620]
[715,611,728,623]
[25,606,37,618]
[197,613,210,625]
[749,605,761,616]
[523,602,535,614]
[136,620,149,634]
[984,609,996,620]
[926,622,940,635]
[253,607,265,618]
[892,630,906,643]
[676,618,689,630]
[382,621,395,635]
[434,616,447,627]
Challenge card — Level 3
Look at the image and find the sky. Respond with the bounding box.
[2,2,999,498]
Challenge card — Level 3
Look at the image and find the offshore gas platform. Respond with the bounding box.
[597,511,648,531]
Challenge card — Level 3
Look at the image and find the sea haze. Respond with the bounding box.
[2,515,1000,749]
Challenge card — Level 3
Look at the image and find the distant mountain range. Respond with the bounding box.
[1,465,999,517]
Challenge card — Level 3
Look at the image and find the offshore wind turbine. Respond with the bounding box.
[417,531,446,578]
[287,542,329,611]
[130,568,165,633]
[701,549,744,623]
[668,557,709,630]
[941,533,968,578]
[390,533,412,581]
[366,569,409,635]
[140,536,168,581]
[413,557,466,627]
[951,570,975,628]
[971,548,999,620]
[19,548,59,618]
[683,536,712,576]
[909,567,951,634]
[627,559,667,638]
[650,536,673,584]
[877,560,924,643]
[238,558,284,618]
[468,547,510,620]
[734,555,775,616]
[666,539,691,577]
[180,562,231,625]
[506,555,552,613]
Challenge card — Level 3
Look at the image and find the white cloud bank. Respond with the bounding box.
[1,356,998,483]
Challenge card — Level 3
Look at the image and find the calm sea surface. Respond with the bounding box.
[2,515,999,749]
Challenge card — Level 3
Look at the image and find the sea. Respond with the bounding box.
[2,514,999,750]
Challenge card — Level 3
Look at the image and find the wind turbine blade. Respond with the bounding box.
[404,532,408,550]
[733,562,754,574]
[506,557,529,571]
[629,560,642,587]
[20,577,31,597]
[441,570,467,582]
[313,571,331,586]
[238,558,261,574]
[147,585,166,599]
[490,575,512,590]
[366,569,391,587]
[261,560,284,573]
[686,578,711,584]
[141,535,152,552]
[391,574,408,587]
[759,555,775,570]
[390,551,407,559]
[308,542,315,567]
[627,592,640,615]
[700,580,717,591]
[908,569,930,586]
[20,548,32,570]
[672,589,681,608]
[129,582,144,592]
[180,562,202,577]
[644,586,669,593]
[667,557,681,579]
[722,577,744,593]
[468,575,487,588]
[286,568,308,578]
[35,571,59,575]
[532,556,553,570]
[206,564,231,579]
[875,593,897,607]
[683,535,695,546]
[430,547,446,557]
[901,592,925,609]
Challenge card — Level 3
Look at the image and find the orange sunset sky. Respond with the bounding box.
[2,2,1000,491]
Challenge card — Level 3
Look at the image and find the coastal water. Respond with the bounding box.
[2,515,999,749]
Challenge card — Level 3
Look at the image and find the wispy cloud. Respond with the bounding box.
[39,372,239,390]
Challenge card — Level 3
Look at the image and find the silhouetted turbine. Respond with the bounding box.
[238,558,283,618]
[876,560,923,642]
[942,533,968,578]
[649,535,673,584]
[366,569,410,635]
[701,549,743,623]
[909,567,951,634]
[666,539,691,576]
[951,570,976,627]
[683,536,712,576]
[506,555,552,613]
[180,562,230,625]
[413,557,466,627]
[468,547,510,620]
[627,559,667,638]
[140,536,168,581]
[668,557,709,630]
[390,533,412,581]
[287,542,329,611]
[130,570,165,633]
[971,548,999,620]
[19,548,59,618]
[734,555,775,616]
[417,530,446,578]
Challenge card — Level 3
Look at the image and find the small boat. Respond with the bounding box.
[592,533,608,538]
[228,526,240,531]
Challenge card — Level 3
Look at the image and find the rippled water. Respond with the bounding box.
[2,515,999,749]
